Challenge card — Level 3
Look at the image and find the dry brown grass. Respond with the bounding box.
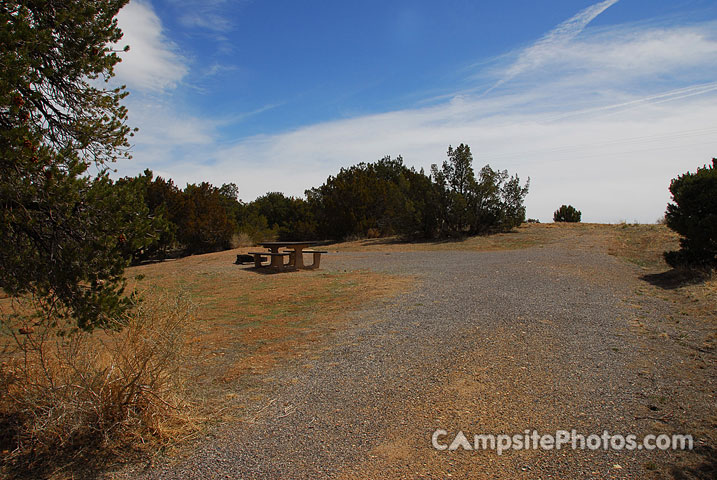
[231,232,255,248]
[0,290,197,478]
[0,248,411,476]
[326,222,682,267]
[606,223,681,269]
[326,225,546,252]
[126,248,413,419]
[327,222,631,253]
[0,244,413,478]
[603,223,714,328]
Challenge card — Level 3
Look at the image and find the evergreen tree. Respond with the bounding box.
[0,0,147,329]
[248,192,317,241]
[310,156,431,239]
[431,144,529,235]
[664,159,717,267]
[178,183,236,254]
[553,205,581,222]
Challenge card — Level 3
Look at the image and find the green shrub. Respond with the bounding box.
[664,159,717,267]
[553,205,581,222]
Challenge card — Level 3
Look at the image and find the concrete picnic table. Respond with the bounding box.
[258,241,320,269]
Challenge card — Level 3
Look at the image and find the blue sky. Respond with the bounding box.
[112,0,717,222]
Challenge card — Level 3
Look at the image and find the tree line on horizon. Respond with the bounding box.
[114,143,530,260]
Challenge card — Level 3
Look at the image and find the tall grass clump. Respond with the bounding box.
[0,289,197,474]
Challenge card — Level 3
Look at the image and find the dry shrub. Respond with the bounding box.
[239,223,279,245]
[0,289,197,471]
[232,232,255,247]
[343,233,365,242]
[366,228,380,239]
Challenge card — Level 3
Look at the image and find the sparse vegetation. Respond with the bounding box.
[0,250,410,476]
[607,223,680,269]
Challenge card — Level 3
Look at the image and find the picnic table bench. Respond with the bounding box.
[246,251,291,268]
[248,241,327,270]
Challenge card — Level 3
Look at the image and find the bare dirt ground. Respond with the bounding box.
[106,224,715,480]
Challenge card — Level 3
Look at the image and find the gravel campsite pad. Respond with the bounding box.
[117,239,715,479]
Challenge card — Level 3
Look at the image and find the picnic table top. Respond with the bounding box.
[258,241,318,247]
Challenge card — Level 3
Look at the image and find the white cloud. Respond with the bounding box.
[569,28,717,74]
[154,84,716,223]
[496,25,717,89]
[109,1,209,178]
[114,1,188,92]
[126,98,213,147]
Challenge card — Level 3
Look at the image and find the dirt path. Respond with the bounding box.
[117,241,714,479]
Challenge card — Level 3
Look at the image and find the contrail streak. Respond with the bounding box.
[485,0,620,94]
[547,81,717,121]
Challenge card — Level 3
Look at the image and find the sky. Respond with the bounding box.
[111,0,717,223]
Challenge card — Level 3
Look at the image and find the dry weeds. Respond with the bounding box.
[606,223,681,269]
[327,222,637,253]
[0,247,412,477]
[0,290,197,478]
[126,248,413,421]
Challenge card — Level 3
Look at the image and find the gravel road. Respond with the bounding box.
[117,244,713,479]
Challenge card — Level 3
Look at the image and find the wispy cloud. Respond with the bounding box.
[222,103,285,125]
[549,81,717,121]
[114,1,188,92]
[202,63,238,78]
[487,0,620,93]
[168,0,245,33]
[170,0,249,55]
[178,11,232,32]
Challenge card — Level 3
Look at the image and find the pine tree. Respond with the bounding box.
[0,1,149,330]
